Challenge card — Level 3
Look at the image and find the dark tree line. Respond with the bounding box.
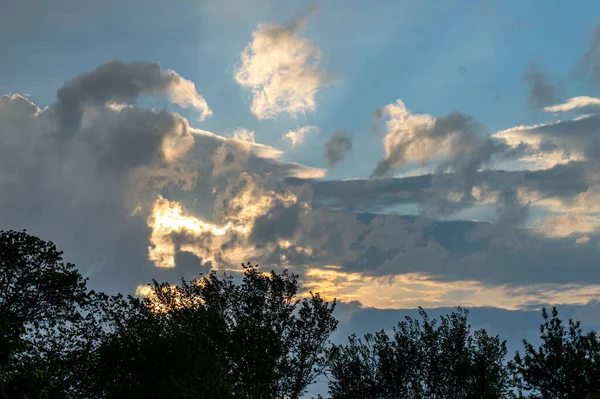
[1,230,599,398]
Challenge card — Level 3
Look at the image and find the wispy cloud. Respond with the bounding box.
[230,127,256,143]
[543,96,600,113]
[284,125,319,148]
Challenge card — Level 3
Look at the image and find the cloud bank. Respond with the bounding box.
[2,55,600,317]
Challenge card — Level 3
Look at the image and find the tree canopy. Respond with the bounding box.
[0,230,88,398]
[327,307,510,399]
[1,229,600,398]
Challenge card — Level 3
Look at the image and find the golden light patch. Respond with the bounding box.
[148,196,248,268]
[135,283,203,313]
[135,284,155,298]
[302,267,600,311]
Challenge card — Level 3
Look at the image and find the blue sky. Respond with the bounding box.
[2,1,600,390]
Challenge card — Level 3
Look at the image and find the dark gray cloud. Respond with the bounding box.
[0,93,196,294]
[495,186,530,228]
[287,209,600,286]
[523,61,557,109]
[323,131,352,168]
[54,60,211,140]
[249,202,304,245]
[286,162,590,215]
[285,174,430,211]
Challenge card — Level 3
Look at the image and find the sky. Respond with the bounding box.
[2,0,600,392]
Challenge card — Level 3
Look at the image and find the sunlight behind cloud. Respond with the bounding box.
[148,196,249,268]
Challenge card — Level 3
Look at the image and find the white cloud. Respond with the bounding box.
[163,69,213,121]
[230,127,255,143]
[543,96,600,113]
[234,19,329,120]
[372,99,521,178]
[283,125,318,148]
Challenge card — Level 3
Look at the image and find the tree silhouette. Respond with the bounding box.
[509,307,600,399]
[75,263,338,398]
[327,307,510,399]
[4,230,600,398]
[0,230,88,398]
[136,264,338,399]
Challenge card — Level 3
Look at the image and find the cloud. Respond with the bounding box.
[0,63,322,294]
[54,60,211,139]
[290,158,600,238]
[4,60,600,324]
[147,195,249,268]
[371,100,522,178]
[0,93,189,293]
[230,128,255,143]
[285,162,593,214]
[576,236,591,245]
[283,125,318,148]
[234,19,329,120]
[523,61,557,109]
[493,114,600,165]
[323,131,352,168]
[303,266,600,310]
[540,212,600,238]
[294,210,600,286]
[371,100,531,220]
[543,96,600,113]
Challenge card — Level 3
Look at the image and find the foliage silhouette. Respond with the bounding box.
[2,230,600,398]
[509,307,600,399]
[327,307,510,399]
[0,230,88,398]
[85,264,338,399]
